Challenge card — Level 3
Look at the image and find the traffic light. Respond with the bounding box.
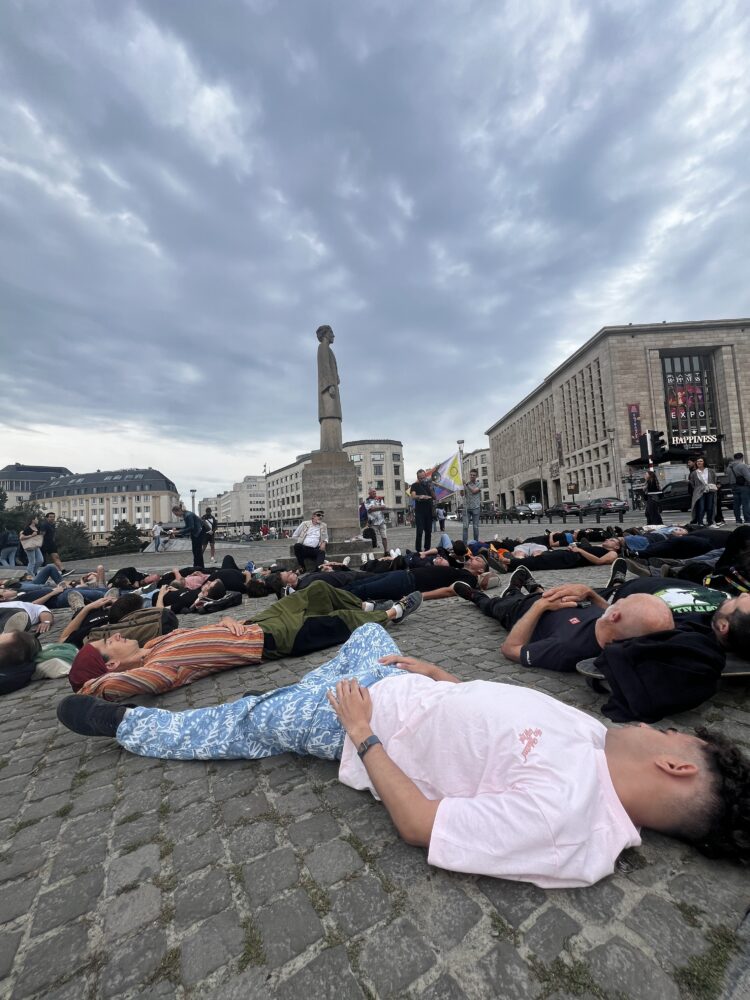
[639,433,650,463]
[649,429,668,464]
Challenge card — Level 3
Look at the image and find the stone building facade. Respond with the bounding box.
[486,319,749,510]
[30,468,180,543]
[200,476,267,531]
[0,464,73,506]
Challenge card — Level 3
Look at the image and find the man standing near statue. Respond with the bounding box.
[365,487,390,557]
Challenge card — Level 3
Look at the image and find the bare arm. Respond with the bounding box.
[327,680,439,846]
[421,586,457,600]
[58,596,114,643]
[569,544,617,566]
[379,653,459,684]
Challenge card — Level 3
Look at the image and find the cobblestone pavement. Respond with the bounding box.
[1,523,749,999]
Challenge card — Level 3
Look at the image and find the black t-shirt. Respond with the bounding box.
[410,566,477,591]
[410,480,434,500]
[296,569,363,592]
[39,520,56,548]
[520,603,603,673]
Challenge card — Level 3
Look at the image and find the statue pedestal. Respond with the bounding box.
[301,450,361,542]
[283,450,369,568]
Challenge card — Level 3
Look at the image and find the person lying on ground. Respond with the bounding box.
[56,621,750,887]
[290,554,498,602]
[452,565,674,673]
[65,580,423,701]
[0,630,42,695]
[1,583,115,611]
[489,537,624,573]
[58,594,155,648]
[0,598,58,634]
[152,579,226,613]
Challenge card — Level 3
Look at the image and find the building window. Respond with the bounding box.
[350,453,363,462]
[395,480,401,490]
[373,464,383,476]
[371,452,384,461]
[393,465,400,477]
[395,496,402,505]
[376,480,384,490]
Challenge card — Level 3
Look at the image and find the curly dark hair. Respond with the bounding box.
[245,579,270,599]
[107,594,145,624]
[0,631,41,666]
[684,727,750,863]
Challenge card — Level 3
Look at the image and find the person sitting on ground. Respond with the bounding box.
[452,565,674,673]
[64,580,423,701]
[57,621,750,887]
[292,509,328,571]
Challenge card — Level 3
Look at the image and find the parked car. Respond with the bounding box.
[544,502,581,517]
[527,502,543,515]
[579,497,629,516]
[654,480,732,514]
[506,504,536,521]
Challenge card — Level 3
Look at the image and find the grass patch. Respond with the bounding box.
[342,832,377,867]
[117,810,144,826]
[12,817,40,834]
[532,957,608,1000]
[55,803,73,818]
[159,903,175,927]
[324,927,345,949]
[151,946,181,984]
[490,912,518,945]
[675,900,705,929]
[158,801,170,819]
[153,872,177,892]
[674,926,740,1000]
[239,918,266,969]
[299,872,331,917]
[120,839,150,856]
[71,769,91,789]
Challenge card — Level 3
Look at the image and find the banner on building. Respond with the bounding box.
[627,403,641,445]
[428,452,463,501]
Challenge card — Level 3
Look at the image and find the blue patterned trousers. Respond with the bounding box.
[116,623,403,760]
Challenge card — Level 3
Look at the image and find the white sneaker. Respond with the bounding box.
[389,549,396,558]
[368,552,375,561]
[342,556,351,566]
[361,553,369,565]
[394,548,401,556]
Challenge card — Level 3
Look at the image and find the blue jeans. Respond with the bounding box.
[733,486,750,524]
[30,566,62,586]
[24,547,44,574]
[0,546,18,567]
[117,623,404,760]
[17,585,106,608]
[463,507,480,543]
[692,494,715,525]
[345,570,414,601]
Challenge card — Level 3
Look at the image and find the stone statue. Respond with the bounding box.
[316,324,343,452]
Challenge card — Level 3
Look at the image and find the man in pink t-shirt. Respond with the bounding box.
[56,623,749,887]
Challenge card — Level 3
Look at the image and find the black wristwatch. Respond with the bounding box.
[357,734,382,759]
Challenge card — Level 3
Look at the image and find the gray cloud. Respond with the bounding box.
[1,0,748,496]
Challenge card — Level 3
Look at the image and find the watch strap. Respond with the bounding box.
[357,734,382,759]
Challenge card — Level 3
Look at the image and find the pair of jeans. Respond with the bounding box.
[0,546,18,567]
[345,570,415,602]
[17,585,106,608]
[692,493,715,525]
[462,507,480,543]
[733,485,750,524]
[30,565,63,586]
[116,623,404,760]
[23,547,44,574]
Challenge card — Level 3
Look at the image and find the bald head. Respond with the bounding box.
[595,593,674,647]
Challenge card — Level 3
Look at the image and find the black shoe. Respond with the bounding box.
[452,580,478,601]
[56,696,129,738]
[606,557,628,592]
[500,565,540,598]
[243,689,266,698]
[487,551,509,573]
[624,558,651,578]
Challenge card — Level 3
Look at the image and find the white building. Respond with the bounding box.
[459,447,495,509]
[265,440,406,531]
[30,468,179,544]
[201,476,267,531]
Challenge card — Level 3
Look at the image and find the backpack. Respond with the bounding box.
[196,591,244,614]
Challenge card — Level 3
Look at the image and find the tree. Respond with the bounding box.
[0,499,45,534]
[106,520,143,555]
[0,489,7,512]
[56,519,92,561]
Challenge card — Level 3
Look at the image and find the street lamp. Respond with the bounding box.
[190,488,196,513]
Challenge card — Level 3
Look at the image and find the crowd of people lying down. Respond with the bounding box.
[1,518,748,889]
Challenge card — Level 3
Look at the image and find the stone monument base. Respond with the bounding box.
[282,449,369,568]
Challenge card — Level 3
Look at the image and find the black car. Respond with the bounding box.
[579,497,629,516]
[505,504,536,521]
[654,480,732,514]
[544,502,581,516]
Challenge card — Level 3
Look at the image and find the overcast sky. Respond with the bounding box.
[2,0,749,502]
